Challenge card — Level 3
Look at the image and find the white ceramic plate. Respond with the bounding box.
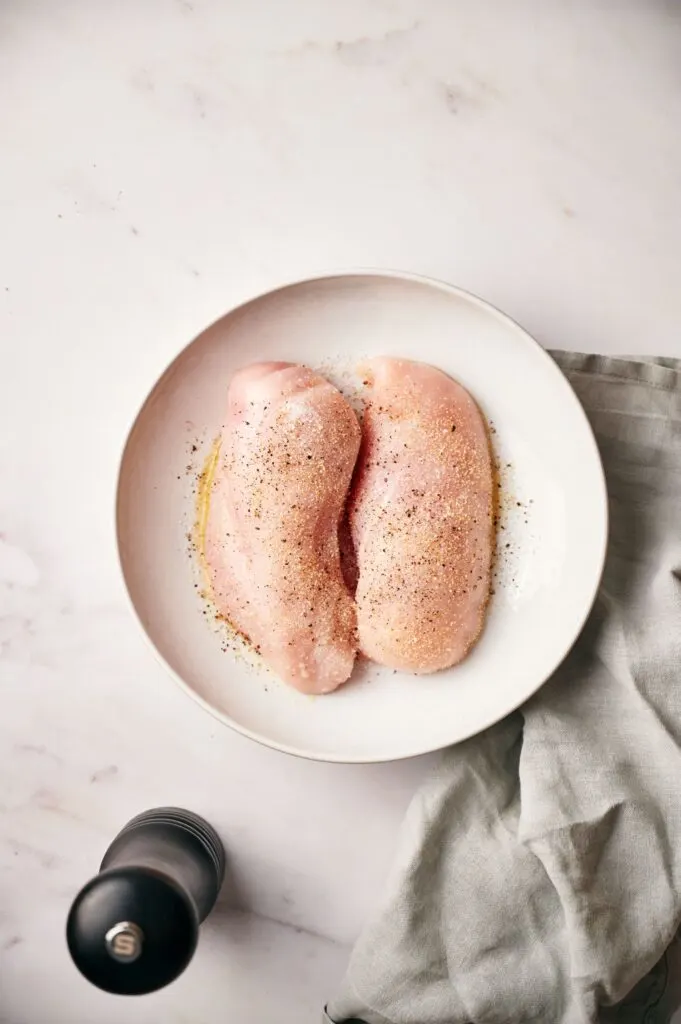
[116,272,607,763]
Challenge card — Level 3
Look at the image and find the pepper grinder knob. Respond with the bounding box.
[67,807,225,995]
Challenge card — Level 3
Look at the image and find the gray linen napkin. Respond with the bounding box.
[326,353,681,1024]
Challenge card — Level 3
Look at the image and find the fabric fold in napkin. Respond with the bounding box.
[325,353,681,1024]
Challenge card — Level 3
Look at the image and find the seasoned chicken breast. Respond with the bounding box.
[349,357,494,673]
[205,362,360,694]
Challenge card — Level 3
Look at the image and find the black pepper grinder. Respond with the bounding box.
[67,807,225,995]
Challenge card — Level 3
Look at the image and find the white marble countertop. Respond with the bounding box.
[1,2,680,1021]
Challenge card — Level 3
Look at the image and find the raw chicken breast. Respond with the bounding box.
[349,357,494,673]
[205,362,360,694]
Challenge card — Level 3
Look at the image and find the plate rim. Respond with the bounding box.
[115,268,609,763]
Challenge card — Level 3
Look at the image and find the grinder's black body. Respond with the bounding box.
[67,807,224,995]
